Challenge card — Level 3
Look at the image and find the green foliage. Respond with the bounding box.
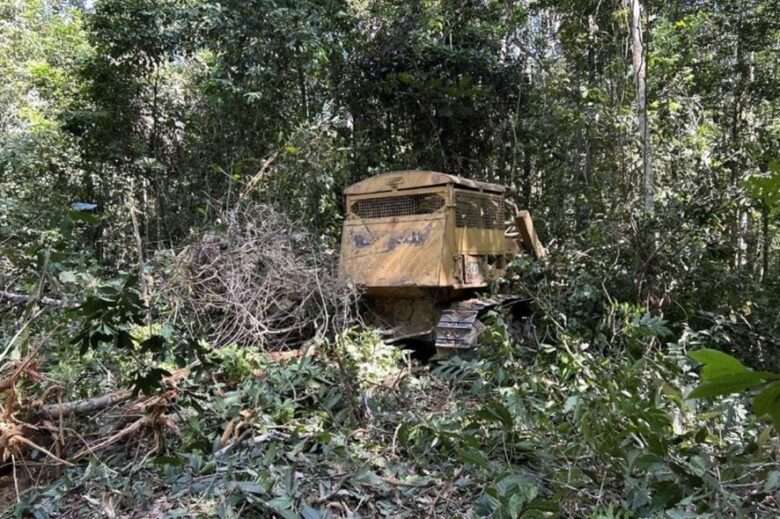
[69,273,204,394]
[381,309,777,517]
[70,274,146,353]
[2,0,780,517]
[0,0,92,279]
[336,327,406,389]
[689,348,780,430]
[212,344,264,384]
[475,472,545,518]
[746,160,780,214]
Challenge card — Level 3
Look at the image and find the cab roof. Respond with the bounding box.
[344,170,505,196]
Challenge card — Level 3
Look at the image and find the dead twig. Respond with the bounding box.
[72,415,153,461]
[167,204,358,349]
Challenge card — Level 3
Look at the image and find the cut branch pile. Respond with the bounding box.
[0,363,191,472]
[168,204,358,349]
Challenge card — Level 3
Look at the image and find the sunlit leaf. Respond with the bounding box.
[688,372,765,399]
[689,349,748,379]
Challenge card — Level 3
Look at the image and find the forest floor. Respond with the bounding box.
[2,320,779,518]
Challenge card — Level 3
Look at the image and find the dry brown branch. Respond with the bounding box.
[0,417,75,467]
[10,434,74,467]
[72,385,182,461]
[35,367,190,420]
[36,390,133,420]
[239,151,279,200]
[167,204,358,349]
[0,355,38,392]
[72,415,153,461]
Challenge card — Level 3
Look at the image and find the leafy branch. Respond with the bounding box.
[689,349,780,430]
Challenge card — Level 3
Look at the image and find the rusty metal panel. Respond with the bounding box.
[340,215,447,287]
[344,170,505,196]
[515,210,547,259]
[454,191,505,229]
[462,255,486,285]
[350,193,445,219]
[438,187,458,287]
[453,254,505,288]
[338,172,538,291]
[454,228,507,254]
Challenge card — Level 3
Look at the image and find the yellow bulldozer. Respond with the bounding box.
[339,170,545,354]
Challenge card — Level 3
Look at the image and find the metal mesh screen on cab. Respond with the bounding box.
[455,192,504,229]
[350,193,445,219]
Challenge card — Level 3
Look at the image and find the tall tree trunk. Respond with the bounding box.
[761,204,771,284]
[730,14,749,270]
[522,145,532,208]
[627,0,653,214]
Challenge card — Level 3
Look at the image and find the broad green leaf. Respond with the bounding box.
[234,481,264,495]
[475,400,513,429]
[688,371,765,399]
[496,474,521,495]
[752,381,780,416]
[689,349,748,379]
[563,395,579,413]
[266,496,295,517]
[397,72,415,85]
[754,371,780,381]
[139,335,166,353]
[506,493,525,519]
[459,447,490,469]
[474,492,500,517]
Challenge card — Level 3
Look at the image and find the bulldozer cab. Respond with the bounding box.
[339,170,541,295]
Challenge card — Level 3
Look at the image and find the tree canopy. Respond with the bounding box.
[1,0,780,517]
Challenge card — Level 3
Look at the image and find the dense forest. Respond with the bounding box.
[1,0,780,517]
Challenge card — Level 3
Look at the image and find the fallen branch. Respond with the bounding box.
[36,390,133,419]
[72,415,152,461]
[0,355,38,392]
[0,290,70,308]
[239,151,279,200]
[35,367,190,419]
[12,435,75,467]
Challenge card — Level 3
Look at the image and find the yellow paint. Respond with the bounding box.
[344,170,505,196]
[340,215,446,287]
[454,228,508,255]
[339,170,541,292]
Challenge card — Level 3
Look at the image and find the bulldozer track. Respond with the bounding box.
[434,296,525,354]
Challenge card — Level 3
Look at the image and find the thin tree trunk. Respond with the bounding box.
[522,145,532,208]
[761,204,770,284]
[730,14,747,269]
[297,46,309,120]
[627,0,653,214]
